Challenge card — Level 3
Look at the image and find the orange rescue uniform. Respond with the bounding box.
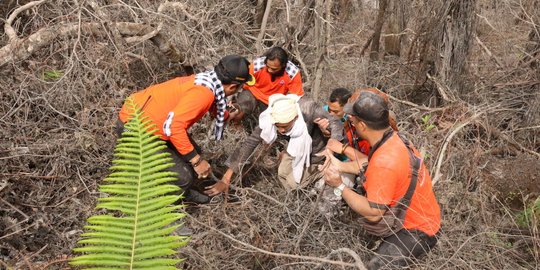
[119,76,215,158]
[364,132,441,236]
[243,57,304,104]
[344,122,371,155]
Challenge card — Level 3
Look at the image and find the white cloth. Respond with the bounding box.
[259,94,312,183]
[270,98,298,123]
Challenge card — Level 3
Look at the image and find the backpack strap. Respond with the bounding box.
[397,133,421,208]
[355,130,421,206]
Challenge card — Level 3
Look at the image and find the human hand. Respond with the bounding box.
[316,148,342,172]
[193,159,211,179]
[203,168,233,196]
[204,180,229,196]
[314,117,330,137]
[324,162,342,187]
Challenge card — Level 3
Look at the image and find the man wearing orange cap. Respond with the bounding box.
[117,55,254,204]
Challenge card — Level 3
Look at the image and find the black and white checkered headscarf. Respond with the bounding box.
[253,56,299,79]
[194,69,226,140]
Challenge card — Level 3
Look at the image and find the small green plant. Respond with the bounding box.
[421,114,436,132]
[70,98,188,269]
[517,197,540,228]
[42,69,64,81]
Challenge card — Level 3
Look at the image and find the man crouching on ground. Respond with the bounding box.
[322,91,441,269]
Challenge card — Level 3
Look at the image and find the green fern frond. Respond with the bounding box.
[71,98,188,269]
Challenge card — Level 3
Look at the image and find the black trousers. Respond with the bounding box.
[367,229,438,270]
[115,120,200,193]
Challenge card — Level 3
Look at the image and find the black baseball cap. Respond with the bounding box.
[215,55,256,86]
[344,91,389,128]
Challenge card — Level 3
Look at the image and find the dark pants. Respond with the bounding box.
[367,229,438,270]
[115,120,199,193]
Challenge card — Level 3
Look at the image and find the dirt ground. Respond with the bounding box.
[1,0,539,269]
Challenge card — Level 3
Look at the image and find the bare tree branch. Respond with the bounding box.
[0,22,185,66]
[4,0,47,41]
[256,0,273,54]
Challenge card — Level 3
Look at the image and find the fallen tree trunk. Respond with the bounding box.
[0,22,186,67]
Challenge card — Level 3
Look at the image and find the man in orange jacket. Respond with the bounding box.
[117,55,254,204]
[229,47,304,123]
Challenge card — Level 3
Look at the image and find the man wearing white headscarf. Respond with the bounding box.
[259,94,313,188]
[204,94,344,195]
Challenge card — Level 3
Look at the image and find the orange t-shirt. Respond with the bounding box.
[345,122,371,155]
[243,57,304,104]
[363,133,441,236]
[119,76,215,157]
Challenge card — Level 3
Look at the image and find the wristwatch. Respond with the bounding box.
[333,183,346,197]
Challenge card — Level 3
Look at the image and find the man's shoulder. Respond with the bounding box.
[370,135,409,169]
[253,57,266,72]
[284,61,300,80]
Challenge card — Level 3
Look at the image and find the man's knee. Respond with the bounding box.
[277,156,298,190]
[161,147,196,190]
[167,162,195,192]
[368,242,411,270]
[277,170,297,190]
[115,119,126,138]
[368,229,435,269]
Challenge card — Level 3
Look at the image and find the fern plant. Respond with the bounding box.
[70,98,189,269]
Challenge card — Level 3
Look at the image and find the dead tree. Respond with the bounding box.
[311,0,333,99]
[369,0,389,61]
[283,0,316,51]
[254,0,269,28]
[406,0,476,104]
[522,0,540,69]
[435,0,477,98]
[383,0,406,57]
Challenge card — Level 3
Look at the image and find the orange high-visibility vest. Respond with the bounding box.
[119,75,214,157]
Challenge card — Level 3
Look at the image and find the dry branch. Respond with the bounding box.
[387,93,447,112]
[4,0,47,41]
[426,73,457,103]
[432,111,483,185]
[475,35,504,68]
[314,248,367,270]
[188,214,365,268]
[1,0,192,66]
[488,123,540,158]
[256,0,273,54]
[0,22,185,67]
